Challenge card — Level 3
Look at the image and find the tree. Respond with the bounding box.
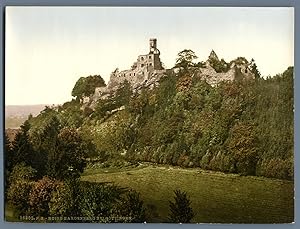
[4,132,12,172]
[10,120,34,169]
[77,181,125,222]
[250,59,261,79]
[72,75,106,100]
[34,115,61,178]
[168,190,194,223]
[47,128,91,180]
[4,133,12,198]
[209,58,230,73]
[227,122,258,175]
[114,80,132,107]
[175,49,198,72]
[231,57,249,65]
[118,189,146,223]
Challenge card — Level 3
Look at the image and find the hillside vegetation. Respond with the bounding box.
[4,50,294,223]
[27,61,293,180]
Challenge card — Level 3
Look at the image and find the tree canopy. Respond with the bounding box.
[72,75,106,99]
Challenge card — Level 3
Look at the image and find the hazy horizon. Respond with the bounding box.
[6,7,294,105]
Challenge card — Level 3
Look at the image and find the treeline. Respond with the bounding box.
[4,50,293,221]
[76,61,293,180]
[6,51,293,186]
[4,120,146,222]
[5,109,194,222]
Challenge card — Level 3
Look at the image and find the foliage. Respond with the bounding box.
[209,58,230,73]
[48,180,74,218]
[58,99,84,128]
[72,75,106,99]
[7,179,34,216]
[7,163,36,215]
[28,176,61,217]
[49,179,145,223]
[46,127,92,180]
[227,122,258,175]
[76,181,125,222]
[175,49,198,73]
[250,59,261,79]
[10,120,34,170]
[115,80,132,107]
[8,163,37,185]
[230,57,249,65]
[25,63,294,182]
[117,189,146,223]
[168,189,194,223]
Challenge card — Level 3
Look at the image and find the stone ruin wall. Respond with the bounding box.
[197,61,254,86]
[107,52,164,90]
[85,40,255,108]
[197,62,236,86]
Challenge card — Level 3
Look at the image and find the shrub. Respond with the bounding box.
[77,181,125,222]
[8,163,37,185]
[117,189,146,223]
[49,181,73,218]
[7,180,34,216]
[29,176,61,217]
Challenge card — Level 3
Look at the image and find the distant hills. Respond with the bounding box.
[5,104,48,117]
[5,104,49,128]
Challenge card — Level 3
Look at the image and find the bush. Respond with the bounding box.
[118,189,146,223]
[77,181,125,222]
[29,176,61,217]
[49,181,73,218]
[7,180,34,216]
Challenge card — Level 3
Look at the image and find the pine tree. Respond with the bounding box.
[11,120,34,169]
[168,189,194,223]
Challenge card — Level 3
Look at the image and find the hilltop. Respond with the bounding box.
[23,38,293,180]
[5,39,294,223]
[80,39,258,109]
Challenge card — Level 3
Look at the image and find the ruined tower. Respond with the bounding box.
[105,38,165,91]
[149,38,160,55]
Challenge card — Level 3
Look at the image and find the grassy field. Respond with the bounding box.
[82,164,294,223]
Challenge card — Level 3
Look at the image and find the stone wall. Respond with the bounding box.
[84,41,255,109]
[197,60,254,86]
[107,39,165,91]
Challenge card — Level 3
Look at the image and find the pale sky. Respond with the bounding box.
[6,7,294,105]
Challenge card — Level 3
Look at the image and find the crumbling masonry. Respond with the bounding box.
[84,38,254,106]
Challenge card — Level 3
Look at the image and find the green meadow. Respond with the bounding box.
[82,164,294,223]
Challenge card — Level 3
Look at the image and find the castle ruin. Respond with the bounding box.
[106,38,166,90]
[86,38,254,107]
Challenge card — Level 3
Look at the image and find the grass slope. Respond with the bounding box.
[82,165,294,223]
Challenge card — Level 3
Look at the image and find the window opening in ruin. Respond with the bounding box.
[141,64,144,67]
